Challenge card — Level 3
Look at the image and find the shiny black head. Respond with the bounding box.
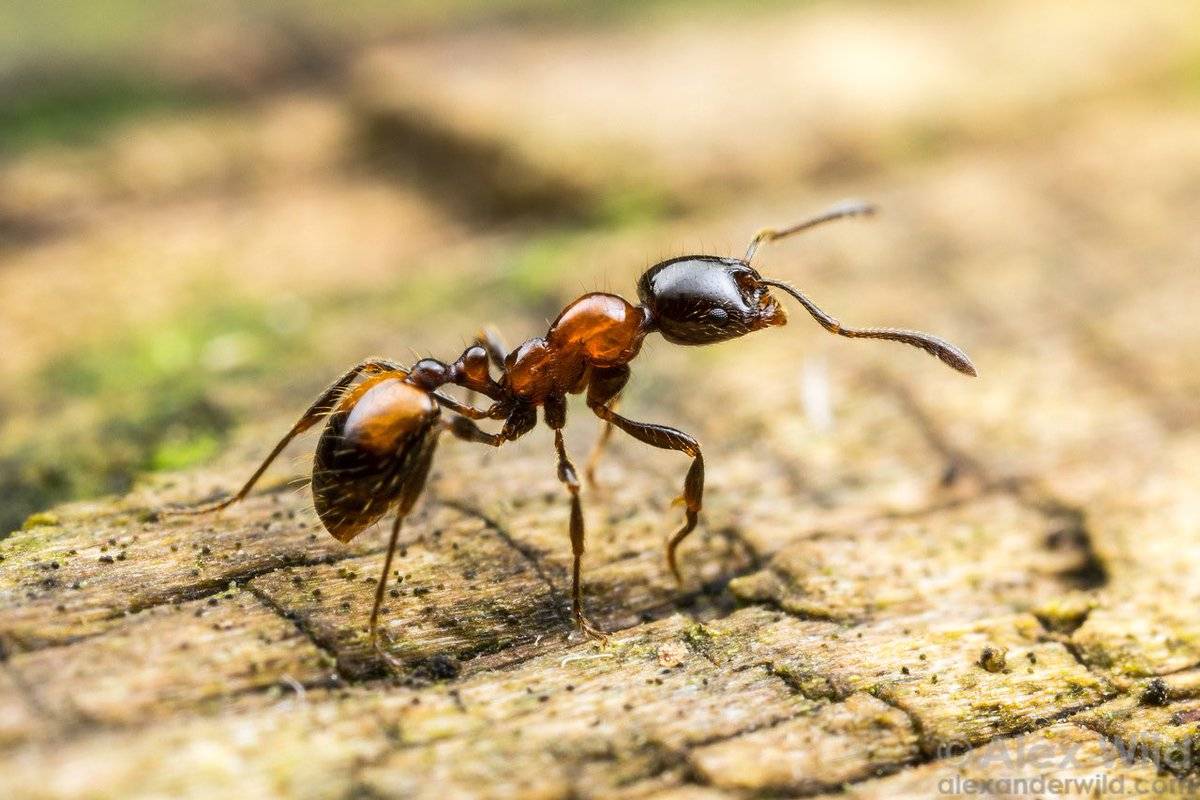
[637,256,787,345]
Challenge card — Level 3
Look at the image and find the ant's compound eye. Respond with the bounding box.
[705,307,729,326]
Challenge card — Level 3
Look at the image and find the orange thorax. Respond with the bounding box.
[505,293,648,401]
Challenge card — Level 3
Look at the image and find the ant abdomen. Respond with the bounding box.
[312,373,441,543]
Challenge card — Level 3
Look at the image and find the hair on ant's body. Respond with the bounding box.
[171,201,976,649]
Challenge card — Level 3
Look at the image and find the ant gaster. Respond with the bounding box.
[174,201,976,645]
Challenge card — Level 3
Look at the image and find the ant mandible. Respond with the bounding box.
[173,200,976,645]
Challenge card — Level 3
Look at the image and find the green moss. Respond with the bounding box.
[500,232,583,303]
[979,646,1009,674]
[0,295,307,537]
[39,299,291,399]
[1035,593,1097,634]
[149,431,222,472]
[769,662,842,701]
[21,511,60,530]
[0,71,217,153]
[682,621,718,657]
[594,186,679,229]
[1115,659,1155,679]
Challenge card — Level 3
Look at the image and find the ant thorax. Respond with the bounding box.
[504,292,649,401]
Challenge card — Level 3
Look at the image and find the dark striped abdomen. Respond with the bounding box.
[312,374,440,542]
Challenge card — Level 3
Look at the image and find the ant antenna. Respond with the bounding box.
[760,278,977,376]
[744,200,877,263]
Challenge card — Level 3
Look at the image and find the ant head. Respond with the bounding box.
[637,256,787,345]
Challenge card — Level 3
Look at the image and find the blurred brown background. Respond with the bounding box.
[1,0,1197,535]
[5,4,1200,797]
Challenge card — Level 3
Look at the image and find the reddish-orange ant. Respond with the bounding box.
[174,201,975,644]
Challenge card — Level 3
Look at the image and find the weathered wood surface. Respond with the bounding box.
[4,2,1200,798]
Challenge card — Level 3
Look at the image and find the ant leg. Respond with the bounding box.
[585,365,626,487]
[169,357,406,515]
[474,326,509,372]
[584,396,619,489]
[432,392,493,421]
[371,428,440,655]
[744,199,876,262]
[586,367,703,585]
[369,513,405,648]
[444,415,506,447]
[560,430,602,640]
[545,396,608,643]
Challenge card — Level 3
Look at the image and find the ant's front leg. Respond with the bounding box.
[586,366,705,585]
[584,397,619,489]
[168,356,407,515]
[585,367,628,487]
[432,392,495,421]
[544,395,608,643]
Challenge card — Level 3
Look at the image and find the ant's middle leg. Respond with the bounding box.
[170,356,406,515]
[445,415,506,447]
[544,395,607,642]
[586,366,704,585]
[443,397,536,447]
[432,392,493,421]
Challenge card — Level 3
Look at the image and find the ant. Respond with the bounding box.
[173,200,975,646]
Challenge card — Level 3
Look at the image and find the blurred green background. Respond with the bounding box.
[2,0,1199,534]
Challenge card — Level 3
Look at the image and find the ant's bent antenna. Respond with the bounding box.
[745,200,877,263]
[761,278,978,377]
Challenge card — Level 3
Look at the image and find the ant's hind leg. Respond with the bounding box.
[169,356,405,515]
[545,396,608,643]
[369,513,405,649]
[371,430,439,655]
